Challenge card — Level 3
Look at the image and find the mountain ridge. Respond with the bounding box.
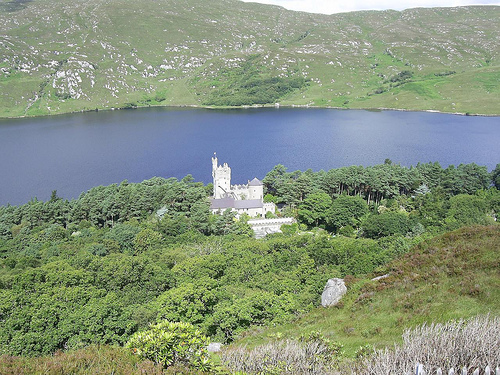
[1,0,499,117]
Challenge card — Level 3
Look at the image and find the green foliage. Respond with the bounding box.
[156,278,219,326]
[299,330,344,360]
[361,211,413,239]
[126,321,212,371]
[2,2,499,116]
[443,163,490,195]
[387,70,413,84]
[304,235,397,276]
[491,163,500,189]
[236,226,500,358]
[105,223,142,253]
[280,223,298,236]
[0,345,165,375]
[298,192,331,228]
[208,291,300,342]
[327,195,368,232]
[133,229,163,254]
[0,162,497,361]
[445,194,488,229]
[201,55,308,106]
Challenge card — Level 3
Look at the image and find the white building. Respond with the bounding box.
[210,153,275,218]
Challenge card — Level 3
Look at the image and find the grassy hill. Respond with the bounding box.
[0,225,497,374]
[0,0,499,117]
[235,225,500,356]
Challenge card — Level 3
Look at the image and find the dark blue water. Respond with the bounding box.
[0,107,499,205]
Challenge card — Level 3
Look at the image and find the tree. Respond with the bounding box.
[155,278,219,326]
[326,195,368,232]
[416,162,443,189]
[262,164,287,197]
[188,200,211,235]
[445,194,488,229]
[133,228,163,254]
[207,291,298,342]
[126,321,212,371]
[211,209,237,235]
[492,164,500,189]
[443,163,490,195]
[298,192,331,228]
[104,223,141,254]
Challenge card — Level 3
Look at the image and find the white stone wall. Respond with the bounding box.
[248,185,263,200]
[231,184,250,200]
[248,217,296,238]
[263,202,276,215]
[211,206,266,218]
[244,207,265,217]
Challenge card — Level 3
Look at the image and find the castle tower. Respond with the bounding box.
[212,153,231,199]
[248,177,264,200]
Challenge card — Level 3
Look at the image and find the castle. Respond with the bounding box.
[210,153,276,218]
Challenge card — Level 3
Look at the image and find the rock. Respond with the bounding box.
[371,274,389,281]
[207,342,222,352]
[321,278,347,307]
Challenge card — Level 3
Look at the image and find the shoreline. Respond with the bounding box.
[1,103,499,120]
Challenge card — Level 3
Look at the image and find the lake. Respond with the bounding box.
[0,107,499,205]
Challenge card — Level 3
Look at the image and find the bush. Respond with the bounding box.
[221,337,341,375]
[350,315,500,374]
[361,211,413,238]
[126,321,212,371]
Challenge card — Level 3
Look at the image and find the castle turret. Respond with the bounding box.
[212,153,218,178]
[248,177,264,200]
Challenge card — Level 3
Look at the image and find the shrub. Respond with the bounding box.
[350,315,500,374]
[361,211,413,238]
[221,334,343,374]
[126,321,212,371]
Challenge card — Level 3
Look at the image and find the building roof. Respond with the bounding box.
[248,177,263,187]
[210,197,263,210]
[235,199,264,209]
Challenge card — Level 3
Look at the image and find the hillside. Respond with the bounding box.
[1,0,499,117]
[236,225,500,355]
[0,225,498,374]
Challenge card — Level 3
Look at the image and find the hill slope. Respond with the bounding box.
[236,225,500,355]
[1,0,499,117]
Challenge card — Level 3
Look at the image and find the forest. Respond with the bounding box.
[0,161,499,369]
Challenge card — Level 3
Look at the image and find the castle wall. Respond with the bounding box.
[248,185,263,200]
[263,202,276,215]
[230,184,250,200]
[248,217,296,238]
[210,206,266,219]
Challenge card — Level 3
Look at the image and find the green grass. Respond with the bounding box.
[0,345,167,375]
[398,81,442,100]
[0,1,499,117]
[234,225,500,356]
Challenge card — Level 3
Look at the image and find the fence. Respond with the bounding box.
[414,363,500,375]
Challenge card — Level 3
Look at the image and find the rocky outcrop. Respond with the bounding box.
[321,278,347,307]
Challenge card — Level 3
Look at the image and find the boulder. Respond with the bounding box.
[321,278,347,307]
[207,342,222,352]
